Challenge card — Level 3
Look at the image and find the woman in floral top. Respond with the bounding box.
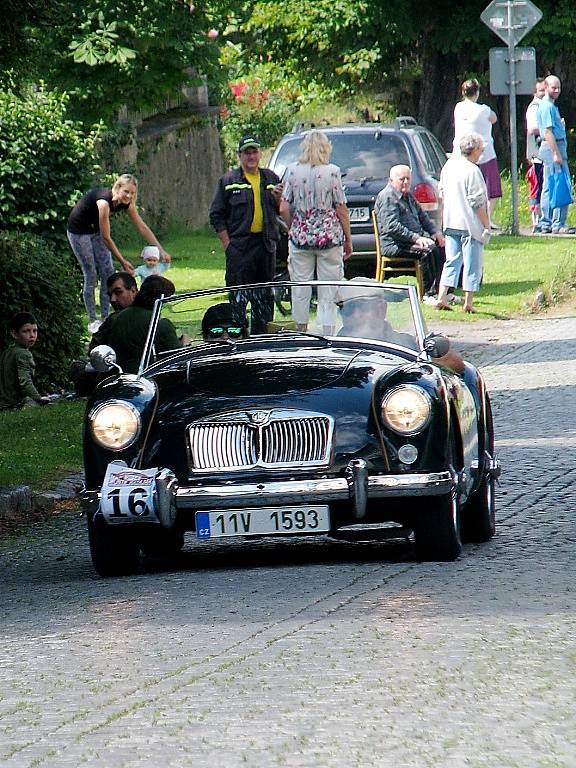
[280,131,352,334]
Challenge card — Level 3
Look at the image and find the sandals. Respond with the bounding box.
[435,302,453,311]
[463,305,476,314]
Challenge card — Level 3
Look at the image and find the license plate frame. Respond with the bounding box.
[195,505,330,540]
[349,206,370,222]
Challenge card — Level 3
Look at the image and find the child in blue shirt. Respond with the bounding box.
[134,246,170,282]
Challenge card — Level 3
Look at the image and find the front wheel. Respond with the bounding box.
[461,470,495,543]
[462,396,497,543]
[87,515,141,577]
[413,489,462,562]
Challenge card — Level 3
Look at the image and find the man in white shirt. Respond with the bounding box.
[525,78,546,232]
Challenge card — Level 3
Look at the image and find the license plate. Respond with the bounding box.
[349,206,370,222]
[195,505,330,539]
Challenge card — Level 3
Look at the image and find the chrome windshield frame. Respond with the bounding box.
[138,280,427,372]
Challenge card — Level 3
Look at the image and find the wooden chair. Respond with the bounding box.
[372,209,424,299]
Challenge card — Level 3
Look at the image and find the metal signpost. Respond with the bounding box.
[481,0,542,234]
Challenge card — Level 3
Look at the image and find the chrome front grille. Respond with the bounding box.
[188,409,333,472]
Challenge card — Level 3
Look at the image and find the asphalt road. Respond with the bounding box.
[1,312,576,767]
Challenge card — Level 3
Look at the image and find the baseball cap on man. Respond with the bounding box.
[238,135,261,153]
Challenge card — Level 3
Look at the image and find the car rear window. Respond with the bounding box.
[272,132,410,181]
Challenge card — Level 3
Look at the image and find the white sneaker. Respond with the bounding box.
[422,295,438,305]
[88,320,102,334]
[447,294,463,305]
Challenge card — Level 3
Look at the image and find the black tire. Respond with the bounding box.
[140,528,185,558]
[87,515,141,577]
[461,471,495,543]
[413,488,462,561]
[461,397,496,543]
[413,428,462,561]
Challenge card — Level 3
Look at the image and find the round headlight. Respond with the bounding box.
[89,401,141,451]
[381,386,432,435]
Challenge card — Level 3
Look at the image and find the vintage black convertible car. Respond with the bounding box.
[81,279,500,576]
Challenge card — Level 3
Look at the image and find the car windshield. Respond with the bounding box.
[272,133,410,181]
[141,282,426,371]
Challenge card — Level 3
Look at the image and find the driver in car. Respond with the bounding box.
[336,279,418,349]
[335,278,465,372]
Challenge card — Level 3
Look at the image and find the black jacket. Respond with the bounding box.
[374,183,437,256]
[209,166,281,252]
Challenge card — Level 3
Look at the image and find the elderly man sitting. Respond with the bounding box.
[374,164,447,302]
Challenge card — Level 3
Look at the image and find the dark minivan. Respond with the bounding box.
[269,117,447,274]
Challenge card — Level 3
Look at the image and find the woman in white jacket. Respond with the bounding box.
[436,133,491,314]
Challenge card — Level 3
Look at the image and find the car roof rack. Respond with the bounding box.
[291,120,331,133]
[394,116,418,128]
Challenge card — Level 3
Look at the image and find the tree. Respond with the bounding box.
[1,0,224,125]
[231,0,576,161]
[0,83,100,240]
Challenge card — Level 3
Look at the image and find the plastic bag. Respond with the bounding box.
[548,168,573,209]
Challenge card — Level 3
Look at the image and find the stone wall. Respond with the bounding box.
[112,108,224,229]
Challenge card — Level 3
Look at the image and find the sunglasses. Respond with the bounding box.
[207,325,244,339]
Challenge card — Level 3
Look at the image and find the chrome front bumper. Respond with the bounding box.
[82,467,453,522]
[174,471,452,509]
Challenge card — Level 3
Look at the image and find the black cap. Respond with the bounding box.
[201,303,247,334]
[238,135,261,153]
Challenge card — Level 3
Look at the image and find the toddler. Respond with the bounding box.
[134,246,170,282]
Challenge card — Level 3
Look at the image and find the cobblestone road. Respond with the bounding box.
[1,312,576,767]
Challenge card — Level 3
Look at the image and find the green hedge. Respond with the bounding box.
[0,232,85,391]
[0,83,100,242]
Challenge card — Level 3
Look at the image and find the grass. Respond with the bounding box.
[421,234,576,322]
[0,400,85,489]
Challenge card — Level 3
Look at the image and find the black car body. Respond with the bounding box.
[82,281,499,576]
[269,118,447,274]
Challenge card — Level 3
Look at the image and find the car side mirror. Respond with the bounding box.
[90,344,122,373]
[424,334,451,358]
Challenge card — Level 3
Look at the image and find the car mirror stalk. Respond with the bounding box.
[90,344,123,374]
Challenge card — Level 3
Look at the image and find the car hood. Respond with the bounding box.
[143,343,413,476]
[153,344,409,399]
[148,343,415,443]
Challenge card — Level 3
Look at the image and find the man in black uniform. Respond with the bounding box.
[209,135,283,333]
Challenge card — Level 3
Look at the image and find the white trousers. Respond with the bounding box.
[288,244,344,327]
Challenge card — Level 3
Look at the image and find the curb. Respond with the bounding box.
[0,473,84,527]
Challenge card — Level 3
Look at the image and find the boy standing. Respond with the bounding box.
[0,312,48,409]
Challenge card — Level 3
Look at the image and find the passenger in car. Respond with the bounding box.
[201,303,249,343]
[374,165,445,301]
